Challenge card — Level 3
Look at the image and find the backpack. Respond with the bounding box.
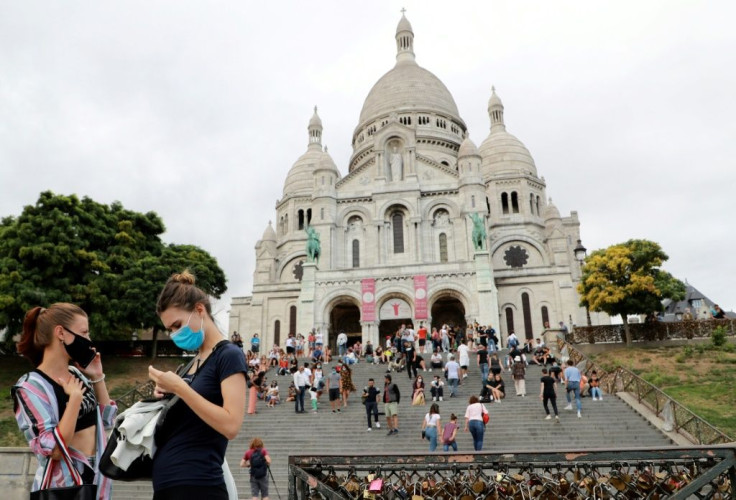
[250,448,268,479]
[508,336,519,348]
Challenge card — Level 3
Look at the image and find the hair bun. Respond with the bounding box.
[171,269,196,285]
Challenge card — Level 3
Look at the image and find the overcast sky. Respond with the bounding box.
[1,1,735,327]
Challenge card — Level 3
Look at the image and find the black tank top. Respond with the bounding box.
[35,369,97,431]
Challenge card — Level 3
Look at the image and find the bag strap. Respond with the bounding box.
[165,340,232,408]
[41,427,83,489]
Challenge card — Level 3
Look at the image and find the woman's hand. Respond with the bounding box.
[149,366,186,396]
[59,375,86,399]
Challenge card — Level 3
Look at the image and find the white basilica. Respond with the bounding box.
[230,14,593,350]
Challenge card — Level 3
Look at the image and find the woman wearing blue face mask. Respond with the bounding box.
[148,270,247,500]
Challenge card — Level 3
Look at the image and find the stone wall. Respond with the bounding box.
[0,448,36,500]
[569,318,736,344]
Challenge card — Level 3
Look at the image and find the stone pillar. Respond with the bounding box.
[361,321,379,349]
[297,263,317,337]
[474,251,500,332]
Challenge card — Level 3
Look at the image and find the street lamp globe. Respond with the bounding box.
[573,239,587,263]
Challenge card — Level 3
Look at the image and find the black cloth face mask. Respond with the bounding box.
[62,326,97,368]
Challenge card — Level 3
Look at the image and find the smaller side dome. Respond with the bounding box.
[458,136,480,158]
[315,147,340,177]
[261,221,276,241]
[543,198,561,221]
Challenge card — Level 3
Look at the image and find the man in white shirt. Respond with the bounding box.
[293,365,308,413]
[337,332,348,356]
[444,354,461,397]
[457,339,470,379]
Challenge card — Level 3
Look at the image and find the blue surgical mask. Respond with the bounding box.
[171,312,205,351]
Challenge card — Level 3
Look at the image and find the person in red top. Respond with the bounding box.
[417,323,428,354]
[241,437,272,500]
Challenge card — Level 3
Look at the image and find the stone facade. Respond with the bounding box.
[230,14,601,350]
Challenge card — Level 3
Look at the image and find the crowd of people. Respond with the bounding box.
[11,291,603,500]
[231,321,602,457]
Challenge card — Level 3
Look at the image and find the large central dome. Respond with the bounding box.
[358,64,461,126]
[355,14,463,130]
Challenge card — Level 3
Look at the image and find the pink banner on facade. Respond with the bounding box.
[414,275,428,320]
[361,278,376,321]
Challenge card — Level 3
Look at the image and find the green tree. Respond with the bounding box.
[115,244,227,357]
[0,192,226,347]
[577,239,686,346]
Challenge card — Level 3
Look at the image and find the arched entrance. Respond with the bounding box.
[329,301,361,351]
[378,296,413,341]
[431,295,466,331]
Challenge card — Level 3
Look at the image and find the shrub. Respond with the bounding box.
[682,345,694,357]
[674,354,687,364]
[711,326,728,348]
[640,357,652,363]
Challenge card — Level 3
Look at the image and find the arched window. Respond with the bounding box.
[274,320,281,346]
[522,293,532,339]
[471,195,476,208]
[284,214,288,233]
[320,208,324,220]
[530,194,534,214]
[536,196,540,216]
[289,306,297,335]
[501,193,509,214]
[307,209,312,226]
[439,233,448,263]
[505,308,514,336]
[352,239,360,268]
[511,192,520,214]
[392,212,404,253]
[541,306,550,329]
[298,210,305,230]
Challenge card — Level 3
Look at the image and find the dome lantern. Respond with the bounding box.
[488,86,505,133]
[395,9,415,64]
[308,106,323,150]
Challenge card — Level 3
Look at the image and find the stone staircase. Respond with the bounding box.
[111,352,674,499]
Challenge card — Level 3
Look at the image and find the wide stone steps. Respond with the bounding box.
[111,352,673,499]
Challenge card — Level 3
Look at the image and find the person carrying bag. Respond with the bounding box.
[32,427,98,500]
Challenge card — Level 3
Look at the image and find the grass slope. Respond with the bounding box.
[591,343,736,439]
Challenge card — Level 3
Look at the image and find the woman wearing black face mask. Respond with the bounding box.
[12,303,115,499]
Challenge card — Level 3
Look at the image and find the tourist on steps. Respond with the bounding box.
[421,403,442,452]
[563,359,583,418]
[540,368,559,421]
[383,374,401,435]
[363,378,381,431]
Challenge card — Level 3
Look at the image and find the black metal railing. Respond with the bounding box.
[557,337,734,446]
[569,319,736,344]
[288,447,735,499]
[115,380,156,412]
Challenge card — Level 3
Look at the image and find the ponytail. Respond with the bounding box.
[17,307,45,366]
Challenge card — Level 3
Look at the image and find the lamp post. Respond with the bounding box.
[574,239,592,326]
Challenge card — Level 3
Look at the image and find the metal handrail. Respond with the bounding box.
[557,337,734,446]
[115,380,155,412]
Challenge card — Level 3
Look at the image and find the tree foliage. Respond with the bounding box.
[577,239,686,345]
[0,192,227,342]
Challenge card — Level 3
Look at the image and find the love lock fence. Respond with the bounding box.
[288,447,735,499]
